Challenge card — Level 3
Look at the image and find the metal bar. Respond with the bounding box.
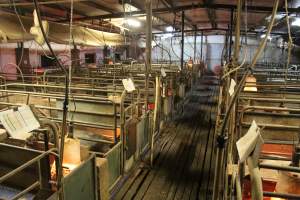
[0,148,58,183]
[151,28,295,36]
[10,181,40,200]
[193,27,197,62]
[70,3,300,20]
[228,9,234,61]
[145,0,152,109]
[0,0,89,6]
[114,102,118,144]
[263,191,300,199]
[233,1,241,63]
[0,101,116,116]
[200,31,203,60]
[104,142,122,157]
[259,163,300,173]
[181,11,185,70]
[76,136,114,144]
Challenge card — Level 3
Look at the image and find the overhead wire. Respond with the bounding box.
[284,0,293,98]
[67,0,77,128]
[219,0,280,138]
[7,0,26,85]
[221,47,248,79]
[32,0,69,197]
[213,1,280,198]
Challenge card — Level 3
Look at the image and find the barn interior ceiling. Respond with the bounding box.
[1,0,300,44]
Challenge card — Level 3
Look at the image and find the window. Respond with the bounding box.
[41,55,56,67]
[85,53,96,64]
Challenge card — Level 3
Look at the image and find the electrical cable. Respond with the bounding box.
[170,36,181,61]
[170,14,181,61]
[219,0,279,139]
[32,0,69,198]
[284,0,293,97]
[222,47,248,79]
[67,0,77,130]
[9,0,26,85]
[213,2,279,198]
[153,38,171,64]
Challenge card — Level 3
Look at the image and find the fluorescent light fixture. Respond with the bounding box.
[292,18,300,26]
[165,26,174,32]
[126,18,141,28]
[260,34,272,40]
[124,3,139,12]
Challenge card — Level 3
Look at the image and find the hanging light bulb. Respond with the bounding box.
[165,26,174,32]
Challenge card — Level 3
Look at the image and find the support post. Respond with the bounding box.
[228,8,234,62]
[145,0,152,109]
[212,1,241,199]
[200,31,203,61]
[180,11,185,70]
[194,26,197,62]
[145,0,152,166]
[233,1,241,63]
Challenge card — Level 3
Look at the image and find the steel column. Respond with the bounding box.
[194,27,197,62]
[228,9,234,61]
[181,11,185,70]
[200,31,204,61]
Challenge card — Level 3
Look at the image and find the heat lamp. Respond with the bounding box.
[244,75,258,92]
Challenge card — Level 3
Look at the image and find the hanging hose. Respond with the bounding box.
[284,0,293,99]
[32,0,69,198]
[219,0,279,138]
[212,0,280,199]
[222,47,248,79]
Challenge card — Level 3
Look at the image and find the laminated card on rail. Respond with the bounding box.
[161,68,167,77]
[0,105,40,140]
[229,79,236,96]
[122,78,136,92]
[236,120,264,163]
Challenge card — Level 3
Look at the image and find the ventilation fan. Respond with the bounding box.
[30,9,49,45]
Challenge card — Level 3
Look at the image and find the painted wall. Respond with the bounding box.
[152,35,300,70]
[0,41,107,73]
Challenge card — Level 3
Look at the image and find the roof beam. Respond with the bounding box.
[161,0,193,28]
[151,28,296,37]
[203,0,217,29]
[82,1,115,13]
[120,0,170,31]
[0,1,90,7]
[69,3,300,21]
[44,3,87,17]
[10,2,66,20]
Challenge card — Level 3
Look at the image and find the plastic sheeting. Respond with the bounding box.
[0,11,124,46]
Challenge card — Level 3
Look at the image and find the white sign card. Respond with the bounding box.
[229,79,236,96]
[0,106,40,140]
[122,78,136,92]
[161,68,167,77]
[236,120,263,163]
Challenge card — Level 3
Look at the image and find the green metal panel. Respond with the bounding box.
[63,156,97,200]
[106,144,121,187]
[138,115,149,152]
[56,99,119,126]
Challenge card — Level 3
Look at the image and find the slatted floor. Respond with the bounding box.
[115,75,219,200]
